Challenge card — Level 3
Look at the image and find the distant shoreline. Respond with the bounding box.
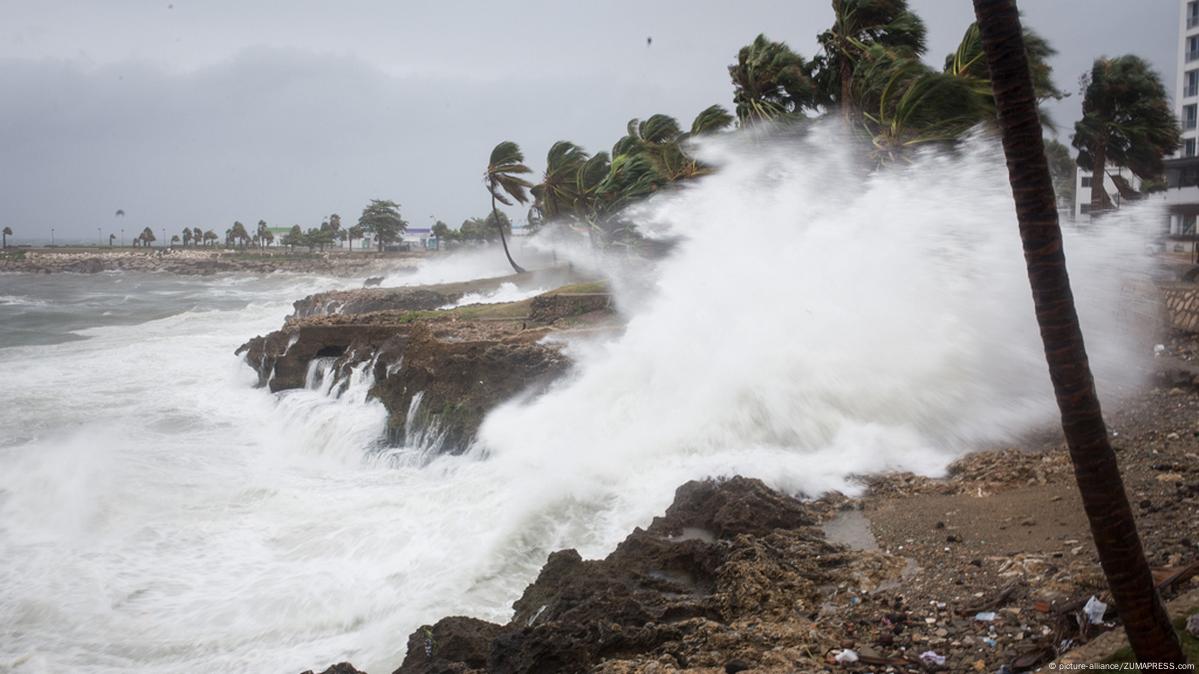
[0,247,423,276]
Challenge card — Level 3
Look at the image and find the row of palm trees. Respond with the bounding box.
[479,0,1178,274]
[474,0,1186,663]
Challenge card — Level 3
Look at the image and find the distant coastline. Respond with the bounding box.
[0,247,421,276]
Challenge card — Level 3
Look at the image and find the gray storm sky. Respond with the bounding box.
[0,1,1178,243]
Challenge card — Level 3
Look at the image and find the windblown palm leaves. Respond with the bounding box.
[529,105,733,247]
[530,141,590,223]
[484,141,534,273]
[853,46,988,161]
[816,0,928,118]
[729,34,821,124]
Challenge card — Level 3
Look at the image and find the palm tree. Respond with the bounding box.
[192,227,202,246]
[203,230,217,247]
[230,221,250,248]
[108,233,116,246]
[484,141,533,273]
[1,226,10,249]
[531,141,591,225]
[256,220,269,248]
[728,34,821,125]
[972,0,1185,664]
[1072,55,1180,214]
[817,0,927,120]
[140,227,156,248]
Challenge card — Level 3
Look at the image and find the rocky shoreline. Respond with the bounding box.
[236,275,1199,673]
[236,269,612,451]
[0,248,415,276]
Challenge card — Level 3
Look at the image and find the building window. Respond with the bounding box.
[1186,104,1198,130]
[1080,204,1091,215]
[1188,70,1199,97]
[1190,1,1199,27]
[1190,35,1199,61]
[1081,176,1092,187]
[1188,138,1197,157]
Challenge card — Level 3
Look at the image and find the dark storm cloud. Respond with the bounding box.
[0,1,1178,242]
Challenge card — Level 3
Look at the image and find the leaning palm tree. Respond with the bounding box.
[1072,55,1180,214]
[972,0,1185,664]
[817,0,928,120]
[729,34,821,125]
[1,226,10,249]
[484,141,532,273]
[531,141,590,225]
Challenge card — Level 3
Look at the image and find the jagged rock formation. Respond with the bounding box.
[238,273,610,453]
[389,477,859,674]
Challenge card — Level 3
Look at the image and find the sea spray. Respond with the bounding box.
[0,129,1162,674]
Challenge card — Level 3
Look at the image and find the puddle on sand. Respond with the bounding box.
[821,509,880,551]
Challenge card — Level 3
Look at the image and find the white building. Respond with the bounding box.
[1162,0,1199,239]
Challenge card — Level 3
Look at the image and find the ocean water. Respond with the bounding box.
[0,131,1160,674]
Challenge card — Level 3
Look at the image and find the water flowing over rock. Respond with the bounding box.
[237,273,609,454]
[389,477,853,674]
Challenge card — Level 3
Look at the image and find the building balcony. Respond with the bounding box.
[1189,14,1199,28]
[1188,50,1199,62]
[1187,86,1199,97]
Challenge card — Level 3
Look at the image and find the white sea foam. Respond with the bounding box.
[0,128,1159,673]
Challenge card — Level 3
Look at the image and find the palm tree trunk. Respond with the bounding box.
[972,0,1185,664]
[840,51,853,122]
[1089,137,1110,214]
[492,192,526,274]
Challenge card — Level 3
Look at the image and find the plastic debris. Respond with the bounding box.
[983,637,997,648]
[974,611,997,622]
[919,650,946,666]
[1083,595,1107,625]
[833,649,859,664]
[1154,344,1166,355]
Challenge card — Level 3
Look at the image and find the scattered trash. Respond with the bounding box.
[1155,343,1166,355]
[983,637,997,648]
[1083,596,1107,625]
[974,611,997,622]
[1186,613,1199,639]
[833,649,859,664]
[919,650,946,666]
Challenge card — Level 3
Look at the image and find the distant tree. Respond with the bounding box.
[262,229,274,248]
[140,227,156,247]
[345,224,364,250]
[203,230,218,246]
[484,141,532,273]
[431,220,455,243]
[230,221,251,248]
[170,234,180,246]
[305,226,336,251]
[1073,55,1180,214]
[108,233,116,247]
[256,220,269,248]
[358,199,407,251]
[1044,137,1076,213]
[1,226,10,249]
[282,225,303,250]
[192,227,203,246]
[181,228,193,246]
[459,217,493,243]
[329,213,341,236]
